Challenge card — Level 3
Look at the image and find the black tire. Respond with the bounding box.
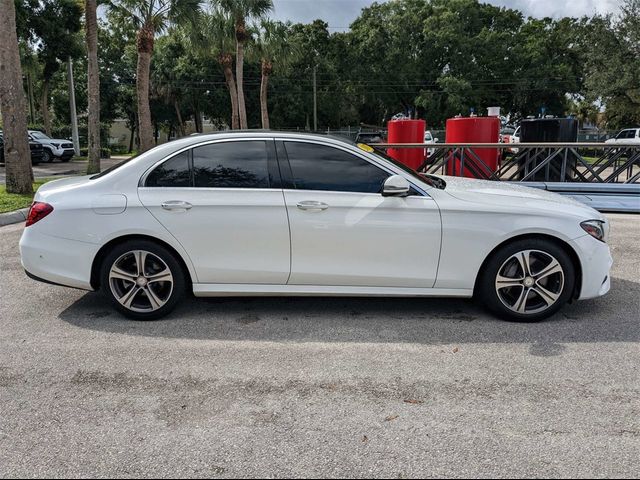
[99,240,186,320]
[476,238,575,322]
[42,149,52,163]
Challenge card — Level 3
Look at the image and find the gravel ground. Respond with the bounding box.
[0,215,638,478]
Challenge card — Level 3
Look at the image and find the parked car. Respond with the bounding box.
[20,132,612,322]
[604,128,640,144]
[424,130,438,157]
[28,130,75,162]
[0,132,45,165]
[508,125,521,153]
[355,130,385,144]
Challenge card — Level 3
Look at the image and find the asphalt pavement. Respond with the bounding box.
[0,157,125,182]
[0,215,638,478]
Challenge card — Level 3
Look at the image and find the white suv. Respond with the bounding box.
[605,128,640,144]
[28,130,75,162]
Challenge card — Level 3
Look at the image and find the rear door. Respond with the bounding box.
[278,140,441,288]
[138,139,290,284]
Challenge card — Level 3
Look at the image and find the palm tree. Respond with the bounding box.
[0,0,33,194]
[108,0,202,152]
[252,20,296,129]
[217,0,273,129]
[85,0,100,174]
[185,9,239,129]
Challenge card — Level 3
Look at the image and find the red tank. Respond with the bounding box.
[387,119,426,170]
[445,117,500,178]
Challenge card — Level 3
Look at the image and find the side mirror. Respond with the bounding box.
[382,175,411,197]
[434,137,439,143]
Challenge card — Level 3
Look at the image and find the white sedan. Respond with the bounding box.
[20,132,612,322]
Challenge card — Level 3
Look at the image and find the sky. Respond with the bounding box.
[270,0,624,30]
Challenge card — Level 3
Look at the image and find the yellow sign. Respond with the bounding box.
[357,143,375,153]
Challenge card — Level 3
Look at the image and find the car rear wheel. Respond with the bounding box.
[100,240,186,320]
[477,239,575,322]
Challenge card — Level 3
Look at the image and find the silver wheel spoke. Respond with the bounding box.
[145,286,164,310]
[134,251,148,276]
[517,251,532,276]
[533,284,560,306]
[109,266,137,283]
[534,259,563,281]
[147,268,172,284]
[118,285,142,309]
[514,287,530,313]
[496,273,524,289]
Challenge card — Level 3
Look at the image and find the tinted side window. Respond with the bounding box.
[284,142,389,193]
[193,141,270,188]
[146,151,191,187]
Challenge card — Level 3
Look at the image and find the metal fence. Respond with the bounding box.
[372,143,640,184]
[370,142,640,212]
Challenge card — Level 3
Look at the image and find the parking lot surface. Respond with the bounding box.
[0,215,638,478]
[0,157,124,182]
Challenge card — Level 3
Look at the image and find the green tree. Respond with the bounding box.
[23,0,83,135]
[216,0,273,129]
[107,0,202,152]
[252,20,297,129]
[186,8,239,129]
[582,0,639,128]
[0,0,33,194]
[86,0,100,173]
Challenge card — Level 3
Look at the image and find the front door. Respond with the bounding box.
[279,140,441,288]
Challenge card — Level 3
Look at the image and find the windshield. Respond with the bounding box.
[367,146,446,189]
[30,131,50,140]
[90,153,140,180]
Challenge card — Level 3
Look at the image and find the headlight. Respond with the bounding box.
[51,143,60,148]
[581,220,608,243]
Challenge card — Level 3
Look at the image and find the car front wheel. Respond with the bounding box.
[100,240,186,320]
[42,149,52,163]
[477,239,575,322]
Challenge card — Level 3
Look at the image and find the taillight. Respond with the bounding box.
[26,202,54,227]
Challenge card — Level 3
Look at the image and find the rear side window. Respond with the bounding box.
[284,142,389,193]
[193,141,270,188]
[145,151,191,187]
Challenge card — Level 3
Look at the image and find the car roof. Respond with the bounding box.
[179,130,355,146]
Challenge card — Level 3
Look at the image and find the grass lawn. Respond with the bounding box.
[0,178,57,214]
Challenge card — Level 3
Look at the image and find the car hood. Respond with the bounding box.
[439,175,605,219]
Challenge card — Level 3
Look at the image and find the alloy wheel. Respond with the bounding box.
[108,250,174,313]
[494,249,565,315]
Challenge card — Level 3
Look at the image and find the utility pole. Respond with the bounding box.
[67,57,80,156]
[313,65,317,132]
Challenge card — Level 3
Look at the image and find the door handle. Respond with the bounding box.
[161,200,192,211]
[296,200,329,211]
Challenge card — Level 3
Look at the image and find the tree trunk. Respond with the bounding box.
[0,0,33,194]
[85,0,100,174]
[260,59,272,130]
[235,19,248,129]
[174,99,185,137]
[41,79,51,136]
[128,120,135,153]
[220,54,239,129]
[136,24,154,152]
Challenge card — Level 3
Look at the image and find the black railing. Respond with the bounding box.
[372,143,640,184]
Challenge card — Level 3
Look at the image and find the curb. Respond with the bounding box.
[0,208,29,227]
